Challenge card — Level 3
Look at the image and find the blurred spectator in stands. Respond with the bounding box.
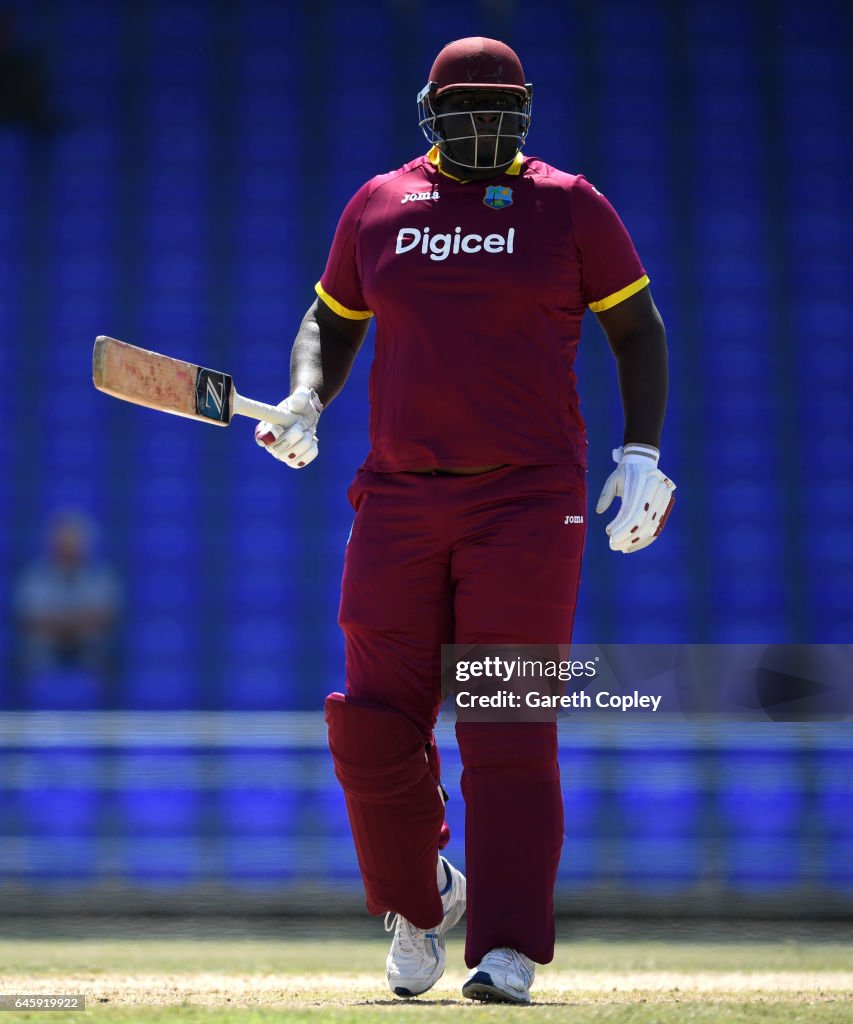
[14,511,122,680]
[0,8,64,135]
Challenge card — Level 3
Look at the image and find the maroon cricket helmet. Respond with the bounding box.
[428,37,529,98]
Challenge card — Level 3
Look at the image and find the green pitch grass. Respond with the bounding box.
[1,922,851,1023]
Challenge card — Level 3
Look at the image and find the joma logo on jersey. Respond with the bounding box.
[401,190,440,204]
[396,226,515,262]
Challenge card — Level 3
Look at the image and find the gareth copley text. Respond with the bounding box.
[456,690,663,712]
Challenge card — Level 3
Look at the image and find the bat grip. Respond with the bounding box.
[232,391,298,427]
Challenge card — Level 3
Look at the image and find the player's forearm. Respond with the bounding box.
[613,326,669,449]
[289,302,365,406]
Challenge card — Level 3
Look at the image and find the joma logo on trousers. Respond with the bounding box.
[396,226,515,262]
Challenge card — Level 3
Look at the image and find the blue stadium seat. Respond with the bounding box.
[718,749,807,883]
[146,210,204,248]
[131,570,198,611]
[702,346,765,384]
[723,836,805,892]
[328,4,390,44]
[558,835,601,886]
[699,254,769,297]
[719,750,805,833]
[558,747,604,886]
[123,662,200,710]
[706,481,763,517]
[120,785,201,839]
[809,393,851,433]
[132,526,198,564]
[712,571,786,616]
[129,609,195,649]
[218,782,300,837]
[227,508,292,554]
[131,424,196,461]
[712,528,778,563]
[561,748,603,838]
[312,780,361,880]
[816,749,853,839]
[615,570,689,610]
[617,750,702,838]
[148,4,212,42]
[608,617,687,644]
[123,838,203,888]
[224,615,294,655]
[221,664,292,710]
[216,749,307,884]
[20,751,102,837]
[824,839,853,892]
[313,779,349,838]
[607,747,704,890]
[24,668,104,711]
[806,529,853,563]
[120,757,201,838]
[229,573,292,608]
[621,838,704,892]
[25,838,99,885]
[789,210,842,248]
[222,836,296,889]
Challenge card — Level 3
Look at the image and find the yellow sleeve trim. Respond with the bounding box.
[315,282,373,320]
[589,275,650,313]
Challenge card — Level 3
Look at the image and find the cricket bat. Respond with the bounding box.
[92,336,297,428]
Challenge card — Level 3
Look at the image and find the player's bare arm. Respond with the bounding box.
[595,285,668,450]
[290,296,371,405]
[255,297,370,469]
[595,286,676,553]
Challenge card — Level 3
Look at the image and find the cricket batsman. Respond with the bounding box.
[256,37,675,1005]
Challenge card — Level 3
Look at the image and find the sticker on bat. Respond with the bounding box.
[195,368,233,423]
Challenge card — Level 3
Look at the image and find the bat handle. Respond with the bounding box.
[231,391,298,428]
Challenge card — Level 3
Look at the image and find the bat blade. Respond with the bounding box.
[93,336,234,425]
[93,336,299,429]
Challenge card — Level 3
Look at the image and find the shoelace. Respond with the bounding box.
[384,913,420,954]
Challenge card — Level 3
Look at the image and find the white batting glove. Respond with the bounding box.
[254,386,323,469]
[596,443,676,553]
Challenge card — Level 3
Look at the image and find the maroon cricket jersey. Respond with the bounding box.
[317,148,649,471]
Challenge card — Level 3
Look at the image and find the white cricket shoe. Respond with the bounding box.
[462,946,536,1005]
[385,857,466,997]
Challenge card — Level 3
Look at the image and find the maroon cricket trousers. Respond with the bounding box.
[337,463,586,966]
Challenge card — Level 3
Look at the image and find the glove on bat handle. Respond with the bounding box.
[232,392,299,428]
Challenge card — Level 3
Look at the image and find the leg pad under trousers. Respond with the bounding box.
[457,722,563,967]
[325,692,445,929]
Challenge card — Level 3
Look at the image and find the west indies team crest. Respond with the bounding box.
[483,185,513,209]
